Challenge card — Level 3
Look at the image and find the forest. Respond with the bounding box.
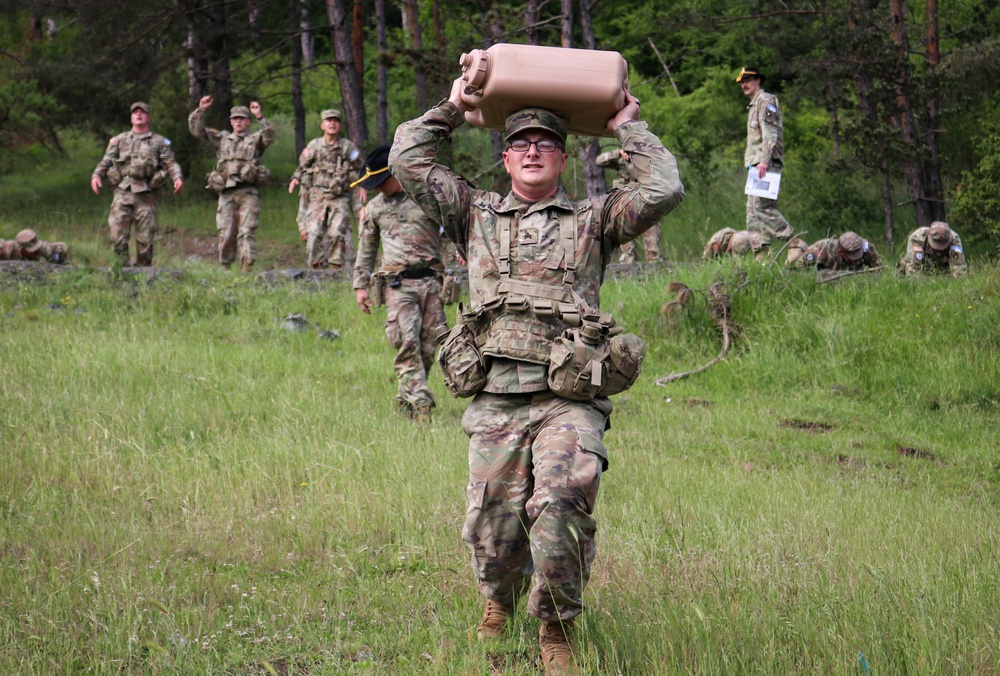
[2,0,1000,250]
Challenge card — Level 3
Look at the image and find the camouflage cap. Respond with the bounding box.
[230,106,251,119]
[351,145,392,190]
[736,67,765,83]
[838,231,864,260]
[927,221,952,250]
[504,108,568,144]
[15,229,42,253]
[321,109,342,121]
[130,102,150,114]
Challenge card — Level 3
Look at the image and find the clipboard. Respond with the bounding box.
[744,168,782,199]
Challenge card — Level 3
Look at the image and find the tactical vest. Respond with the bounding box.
[108,134,160,186]
[307,142,352,196]
[215,133,262,184]
[460,207,604,365]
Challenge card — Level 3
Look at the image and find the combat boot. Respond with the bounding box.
[539,620,577,676]
[241,260,254,273]
[476,599,511,640]
[412,401,433,423]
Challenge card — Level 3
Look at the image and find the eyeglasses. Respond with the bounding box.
[506,139,563,153]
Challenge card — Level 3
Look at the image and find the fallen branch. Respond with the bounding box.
[818,265,884,283]
[654,320,731,386]
[655,281,736,385]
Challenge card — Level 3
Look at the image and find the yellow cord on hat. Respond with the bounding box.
[350,166,389,189]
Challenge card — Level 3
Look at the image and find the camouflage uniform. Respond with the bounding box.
[897,224,967,277]
[702,227,737,259]
[292,135,364,269]
[597,150,661,263]
[91,126,182,265]
[188,107,275,268]
[745,88,793,246]
[390,103,684,622]
[0,230,67,263]
[353,190,448,414]
[795,234,882,271]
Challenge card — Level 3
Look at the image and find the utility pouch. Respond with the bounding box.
[440,274,462,305]
[149,168,169,191]
[205,170,226,194]
[255,165,271,185]
[369,274,386,308]
[238,162,257,184]
[547,324,646,401]
[437,312,487,399]
[107,166,122,186]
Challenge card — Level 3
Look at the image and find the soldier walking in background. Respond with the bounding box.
[897,221,968,277]
[0,229,68,263]
[737,67,793,257]
[352,146,448,422]
[391,78,684,675]
[189,97,275,272]
[289,109,364,270]
[90,102,183,266]
[597,149,662,263]
[794,231,881,272]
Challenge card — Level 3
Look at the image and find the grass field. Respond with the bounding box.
[2,128,999,673]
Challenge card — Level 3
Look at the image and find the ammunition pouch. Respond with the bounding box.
[369,274,386,308]
[205,170,226,194]
[237,161,257,184]
[437,310,487,399]
[149,168,170,191]
[255,165,271,185]
[440,274,462,305]
[547,322,646,401]
[107,166,122,186]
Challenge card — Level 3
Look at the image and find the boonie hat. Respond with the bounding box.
[927,221,952,250]
[15,229,42,253]
[351,146,392,190]
[504,108,568,145]
[736,67,765,83]
[130,102,150,114]
[321,109,342,121]
[838,231,864,260]
[230,106,251,119]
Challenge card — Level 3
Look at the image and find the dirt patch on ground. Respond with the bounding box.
[897,446,937,461]
[780,419,834,433]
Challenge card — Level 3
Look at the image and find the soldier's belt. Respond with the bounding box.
[399,267,437,280]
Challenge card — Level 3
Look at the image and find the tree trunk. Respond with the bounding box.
[208,0,233,121]
[290,0,306,157]
[186,28,208,111]
[375,0,389,145]
[578,0,605,198]
[301,3,313,67]
[561,0,574,48]
[352,0,364,80]
[525,0,540,46]
[325,0,367,147]
[923,0,945,221]
[401,0,428,112]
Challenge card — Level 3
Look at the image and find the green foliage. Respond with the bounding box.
[951,100,1000,247]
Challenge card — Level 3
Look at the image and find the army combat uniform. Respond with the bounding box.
[597,150,661,263]
[0,229,67,263]
[745,88,793,246]
[91,118,182,265]
[796,233,881,271]
[390,104,684,624]
[897,224,967,277]
[353,187,448,417]
[292,128,364,269]
[189,107,275,269]
[702,227,737,259]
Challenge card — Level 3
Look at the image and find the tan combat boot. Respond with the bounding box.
[412,401,433,423]
[476,599,510,640]
[241,260,254,273]
[539,620,577,676]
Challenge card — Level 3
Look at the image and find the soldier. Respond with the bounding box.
[737,67,793,255]
[795,231,882,272]
[897,221,967,277]
[90,102,183,266]
[390,79,684,675]
[597,149,662,264]
[189,97,275,272]
[352,146,448,422]
[0,229,68,263]
[702,227,737,259]
[289,109,364,269]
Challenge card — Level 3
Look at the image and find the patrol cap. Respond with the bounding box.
[130,102,150,114]
[351,145,391,190]
[230,106,251,119]
[838,231,864,260]
[321,109,342,121]
[927,221,952,250]
[15,229,42,253]
[736,67,765,83]
[504,108,568,145]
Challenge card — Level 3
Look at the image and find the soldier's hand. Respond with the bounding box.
[249,101,262,119]
[299,229,308,242]
[173,178,184,194]
[288,178,299,194]
[357,187,367,203]
[448,77,474,113]
[356,288,372,314]
[757,162,769,179]
[608,90,641,132]
[199,96,213,110]
[90,176,102,194]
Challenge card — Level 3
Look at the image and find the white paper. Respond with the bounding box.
[744,168,782,199]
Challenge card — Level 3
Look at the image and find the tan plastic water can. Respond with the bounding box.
[459,44,629,139]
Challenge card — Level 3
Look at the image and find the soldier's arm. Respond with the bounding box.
[352,209,381,290]
[157,137,184,193]
[91,136,120,192]
[760,96,782,165]
[389,91,475,256]
[949,234,968,277]
[290,142,314,187]
[255,116,276,152]
[188,108,222,149]
[867,244,882,267]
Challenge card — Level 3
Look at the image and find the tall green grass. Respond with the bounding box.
[1,259,998,673]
